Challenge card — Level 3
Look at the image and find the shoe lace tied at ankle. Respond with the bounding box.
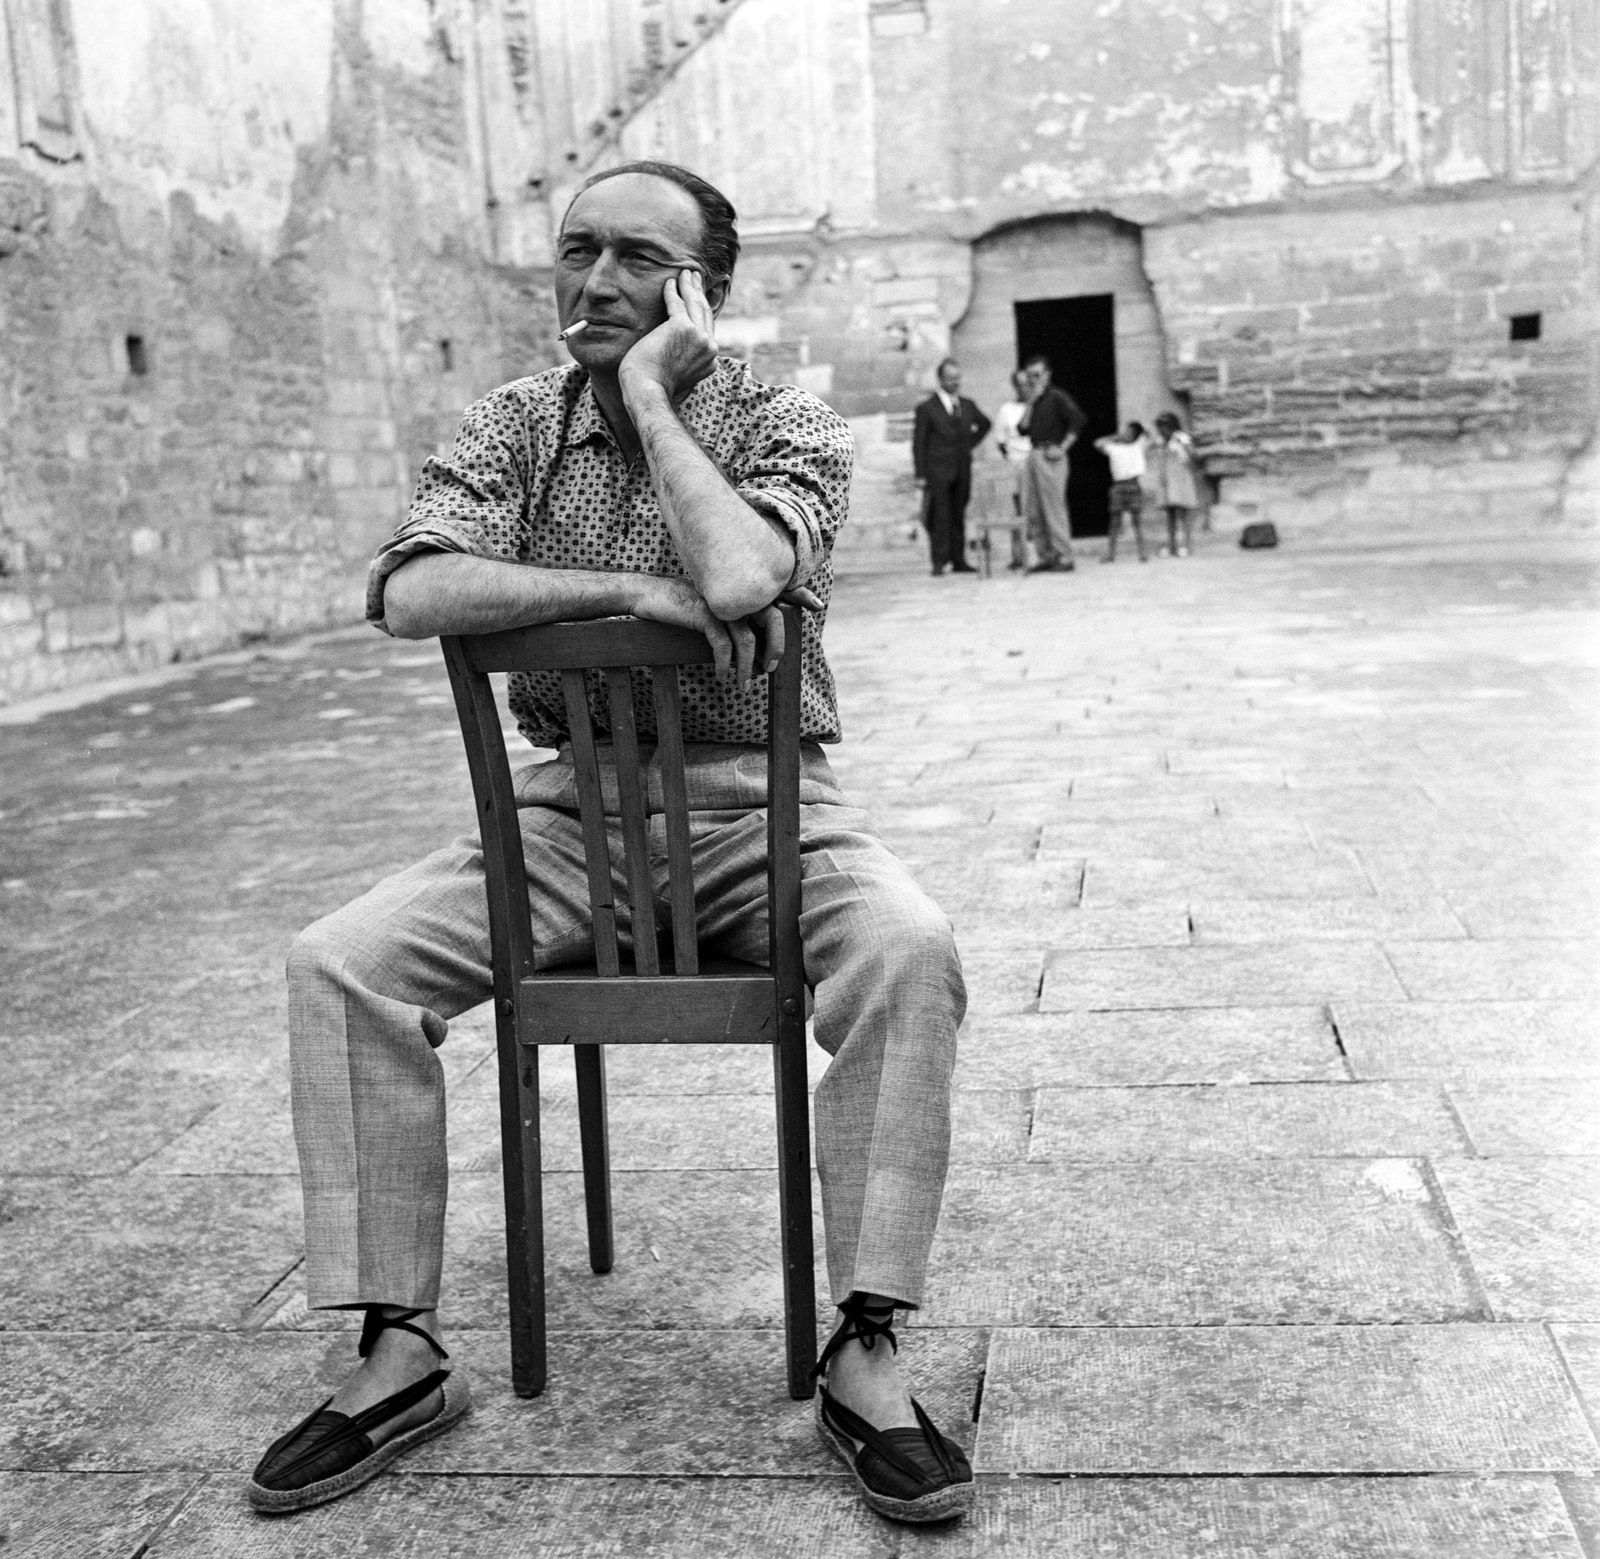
[812,1294,899,1381]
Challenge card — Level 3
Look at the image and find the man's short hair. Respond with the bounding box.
[1022,355,1052,373]
[568,160,741,284]
[937,357,959,375]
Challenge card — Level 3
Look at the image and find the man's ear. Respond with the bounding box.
[706,276,730,315]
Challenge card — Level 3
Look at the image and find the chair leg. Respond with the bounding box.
[772,1025,817,1398]
[499,1037,547,1398]
[575,1044,614,1275]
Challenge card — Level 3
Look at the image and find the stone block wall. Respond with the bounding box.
[1144,188,1598,531]
[0,0,555,706]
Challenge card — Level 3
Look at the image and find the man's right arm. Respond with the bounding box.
[912,400,930,483]
[382,553,741,678]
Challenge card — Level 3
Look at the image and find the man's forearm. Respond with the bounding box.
[381,552,647,639]
[623,379,794,620]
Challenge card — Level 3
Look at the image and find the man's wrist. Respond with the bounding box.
[619,370,673,419]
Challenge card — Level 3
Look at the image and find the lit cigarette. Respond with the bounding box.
[557,319,589,341]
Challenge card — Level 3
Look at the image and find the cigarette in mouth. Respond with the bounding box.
[557,319,589,341]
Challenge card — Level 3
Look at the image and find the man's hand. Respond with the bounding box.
[618,269,718,407]
[634,577,822,692]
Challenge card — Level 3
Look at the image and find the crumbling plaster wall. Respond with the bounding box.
[0,0,556,704]
[582,0,1598,541]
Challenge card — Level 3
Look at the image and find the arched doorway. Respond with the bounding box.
[953,215,1181,537]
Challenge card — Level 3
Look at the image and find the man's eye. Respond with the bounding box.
[621,252,665,272]
[559,245,595,264]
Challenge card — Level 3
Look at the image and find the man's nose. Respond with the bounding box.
[580,249,625,307]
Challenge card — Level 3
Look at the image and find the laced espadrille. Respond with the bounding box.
[812,1295,973,1524]
[247,1308,470,1514]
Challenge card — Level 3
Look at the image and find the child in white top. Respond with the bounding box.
[991,370,1035,570]
[1093,422,1149,563]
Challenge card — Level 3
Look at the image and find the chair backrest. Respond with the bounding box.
[440,607,803,1006]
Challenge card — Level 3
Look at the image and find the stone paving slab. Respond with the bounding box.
[0,1328,983,1477]
[0,1472,200,1559]
[436,1171,803,1332]
[111,1471,1588,1557]
[953,947,1046,1016]
[971,906,1192,952]
[1040,942,1406,1011]
[1557,1474,1600,1559]
[0,1175,304,1330]
[1189,896,1467,943]
[1331,1000,1600,1079]
[148,1475,899,1559]
[0,1046,272,1177]
[974,1326,1599,1473]
[1432,1159,1600,1321]
[1552,1326,1600,1421]
[1448,1081,1600,1155]
[444,1079,1030,1173]
[1384,939,1600,1002]
[1081,852,1376,906]
[954,1008,1346,1088]
[914,1160,1480,1327]
[1028,1082,1467,1161]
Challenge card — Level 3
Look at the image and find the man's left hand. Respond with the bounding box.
[619,269,718,405]
[733,587,823,692]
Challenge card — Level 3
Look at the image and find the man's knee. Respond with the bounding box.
[286,913,356,995]
[286,896,407,998]
[867,895,966,1010]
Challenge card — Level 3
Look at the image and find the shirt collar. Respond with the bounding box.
[562,366,724,453]
[563,373,614,448]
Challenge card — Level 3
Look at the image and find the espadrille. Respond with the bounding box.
[811,1295,973,1525]
[247,1308,470,1514]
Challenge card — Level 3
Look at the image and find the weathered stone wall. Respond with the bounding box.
[1146,188,1597,531]
[0,0,555,704]
[576,0,1600,546]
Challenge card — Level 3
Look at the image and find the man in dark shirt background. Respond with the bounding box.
[912,358,991,576]
[1017,355,1088,573]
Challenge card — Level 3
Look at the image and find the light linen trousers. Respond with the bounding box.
[287,743,965,1312]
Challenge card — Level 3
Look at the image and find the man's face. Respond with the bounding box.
[938,363,961,395]
[1027,364,1051,394]
[555,174,715,372]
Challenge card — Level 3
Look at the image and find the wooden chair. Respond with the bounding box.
[440,606,816,1401]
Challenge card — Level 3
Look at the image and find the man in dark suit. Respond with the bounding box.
[913,358,992,575]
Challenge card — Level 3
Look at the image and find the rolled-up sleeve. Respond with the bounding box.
[366,392,534,632]
[732,388,854,591]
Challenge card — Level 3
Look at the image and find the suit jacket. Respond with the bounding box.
[913,393,992,482]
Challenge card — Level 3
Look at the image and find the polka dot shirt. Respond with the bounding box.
[367,358,851,749]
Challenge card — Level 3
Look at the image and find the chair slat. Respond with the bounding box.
[649,665,699,976]
[520,971,776,1045]
[604,667,660,976]
[560,669,621,979]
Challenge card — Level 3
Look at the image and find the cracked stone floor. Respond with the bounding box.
[2,521,1598,1556]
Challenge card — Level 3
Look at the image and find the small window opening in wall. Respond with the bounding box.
[439,339,454,372]
[1509,313,1541,341]
[125,335,149,376]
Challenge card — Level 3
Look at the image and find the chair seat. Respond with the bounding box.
[518,952,778,1047]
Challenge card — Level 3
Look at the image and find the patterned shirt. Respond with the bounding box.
[367,358,852,748]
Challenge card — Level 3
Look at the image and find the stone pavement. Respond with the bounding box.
[2,522,1598,1557]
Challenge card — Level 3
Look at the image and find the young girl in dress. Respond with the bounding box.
[1148,412,1200,556]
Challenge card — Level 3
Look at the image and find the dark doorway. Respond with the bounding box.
[1014,294,1116,537]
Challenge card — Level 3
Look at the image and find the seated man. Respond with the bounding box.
[248,161,973,1526]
